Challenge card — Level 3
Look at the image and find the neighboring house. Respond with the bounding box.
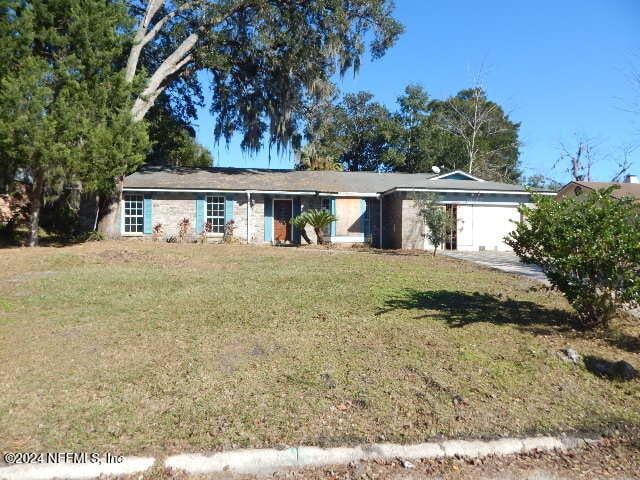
[121,167,554,251]
[557,174,640,202]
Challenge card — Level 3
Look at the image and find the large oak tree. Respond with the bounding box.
[95,0,403,236]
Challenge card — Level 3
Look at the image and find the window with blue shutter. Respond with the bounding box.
[329,197,336,237]
[195,195,205,233]
[224,196,235,224]
[143,194,152,234]
[292,197,301,244]
[264,196,273,242]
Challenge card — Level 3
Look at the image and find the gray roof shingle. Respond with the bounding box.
[123,166,542,194]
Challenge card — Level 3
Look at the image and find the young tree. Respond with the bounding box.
[414,193,455,256]
[507,188,640,327]
[0,1,148,246]
[95,0,403,235]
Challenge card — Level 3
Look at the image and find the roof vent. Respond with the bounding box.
[624,174,638,184]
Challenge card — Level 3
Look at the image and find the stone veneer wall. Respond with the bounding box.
[151,192,198,237]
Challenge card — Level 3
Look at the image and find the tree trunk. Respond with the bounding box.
[28,170,44,247]
[97,176,124,238]
[433,245,438,256]
[300,227,312,245]
[314,227,324,245]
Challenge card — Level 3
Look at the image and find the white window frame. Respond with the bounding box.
[206,195,226,234]
[123,194,144,235]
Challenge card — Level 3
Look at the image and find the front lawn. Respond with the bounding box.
[0,242,638,454]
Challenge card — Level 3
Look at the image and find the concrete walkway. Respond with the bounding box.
[443,251,550,285]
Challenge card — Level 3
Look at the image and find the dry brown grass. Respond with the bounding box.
[0,241,638,455]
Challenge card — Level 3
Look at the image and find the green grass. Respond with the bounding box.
[0,242,638,455]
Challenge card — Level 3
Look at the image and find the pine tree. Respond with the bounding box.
[0,1,148,245]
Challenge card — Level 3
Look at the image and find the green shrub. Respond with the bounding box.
[506,187,640,327]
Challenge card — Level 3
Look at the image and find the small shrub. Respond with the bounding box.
[222,220,236,244]
[152,223,164,242]
[199,220,213,244]
[507,187,640,327]
[177,217,190,243]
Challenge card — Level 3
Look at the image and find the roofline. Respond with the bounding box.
[430,170,486,182]
[123,187,316,195]
[384,187,555,196]
[124,186,554,196]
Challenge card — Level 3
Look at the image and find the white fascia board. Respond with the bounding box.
[437,200,529,206]
[430,170,486,182]
[318,192,380,197]
[385,187,554,196]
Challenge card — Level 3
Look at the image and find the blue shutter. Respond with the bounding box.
[264,196,273,242]
[292,197,301,244]
[329,197,337,237]
[225,196,234,223]
[361,198,369,236]
[195,195,205,233]
[143,194,152,234]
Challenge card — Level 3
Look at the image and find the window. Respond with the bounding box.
[124,194,144,233]
[206,195,225,233]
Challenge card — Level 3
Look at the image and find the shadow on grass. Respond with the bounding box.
[378,288,575,334]
[584,355,639,381]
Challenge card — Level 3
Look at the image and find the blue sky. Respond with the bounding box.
[194,0,640,183]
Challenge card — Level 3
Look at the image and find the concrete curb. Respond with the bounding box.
[0,436,598,479]
[0,457,155,480]
[165,436,598,476]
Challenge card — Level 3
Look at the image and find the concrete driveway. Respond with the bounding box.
[443,251,550,285]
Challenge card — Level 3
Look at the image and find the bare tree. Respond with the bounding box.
[610,143,637,182]
[555,135,600,182]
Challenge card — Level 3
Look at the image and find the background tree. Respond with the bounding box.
[431,86,521,182]
[95,0,403,235]
[390,84,466,173]
[146,99,214,168]
[507,188,639,327]
[0,0,148,246]
[296,92,400,171]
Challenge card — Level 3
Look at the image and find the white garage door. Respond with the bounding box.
[457,205,520,252]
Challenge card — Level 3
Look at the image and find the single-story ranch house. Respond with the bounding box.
[121,167,553,251]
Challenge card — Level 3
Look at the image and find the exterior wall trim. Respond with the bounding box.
[385,187,555,196]
[124,187,316,195]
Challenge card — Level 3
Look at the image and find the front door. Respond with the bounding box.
[273,200,292,243]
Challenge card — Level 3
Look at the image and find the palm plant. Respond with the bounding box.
[292,209,337,245]
[290,214,312,245]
